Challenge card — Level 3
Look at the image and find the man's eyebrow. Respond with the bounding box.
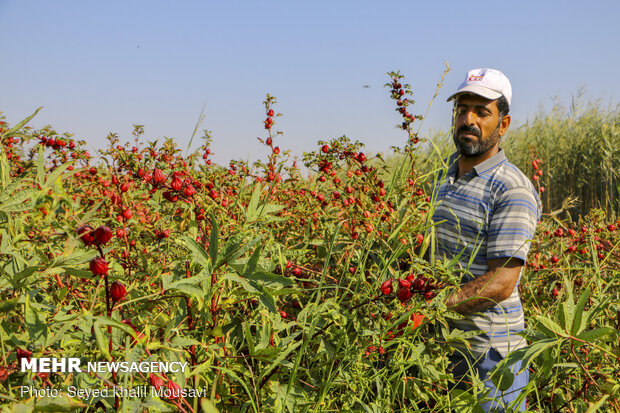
[456,103,493,112]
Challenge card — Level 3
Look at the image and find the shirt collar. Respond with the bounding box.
[447,148,507,178]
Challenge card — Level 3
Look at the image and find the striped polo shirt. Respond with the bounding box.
[431,148,541,358]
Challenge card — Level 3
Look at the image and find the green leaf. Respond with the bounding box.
[77,200,105,226]
[167,282,205,304]
[1,106,42,138]
[535,315,567,338]
[501,338,557,374]
[180,234,211,266]
[245,245,262,276]
[0,147,11,192]
[558,287,574,332]
[585,395,610,413]
[200,399,220,413]
[91,316,139,338]
[0,189,37,213]
[0,297,18,313]
[260,341,302,381]
[43,161,72,189]
[37,145,45,186]
[178,266,211,285]
[245,272,294,288]
[490,365,515,392]
[47,320,76,347]
[222,273,258,293]
[25,296,47,346]
[63,267,95,279]
[32,392,88,411]
[170,336,202,348]
[51,250,98,267]
[246,184,262,221]
[93,322,111,361]
[571,287,591,335]
[576,327,615,343]
[259,290,277,313]
[216,234,262,269]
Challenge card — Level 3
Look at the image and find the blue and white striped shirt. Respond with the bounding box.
[432,149,541,358]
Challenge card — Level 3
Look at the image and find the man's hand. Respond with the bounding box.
[445,257,523,315]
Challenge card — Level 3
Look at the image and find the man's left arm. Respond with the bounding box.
[445,257,523,315]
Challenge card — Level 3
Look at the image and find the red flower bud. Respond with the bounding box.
[166,380,182,400]
[149,374,165,390]
[89,257,109,275]
[152,168,166,184]
[424,291,436,300]
[122,208,133,220]
[93,225,113,246]
[110,281,127,302]
[77,225,95,246]
[398,278,411,289]
[397,287,411,303]
[380,279,393,295]
[410,277,425,291]
[16,348,32,363]
[171,176,183,191]
[183,184,196,197]
[163,191,178,202]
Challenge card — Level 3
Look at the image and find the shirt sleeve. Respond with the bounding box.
[486,187,540,262]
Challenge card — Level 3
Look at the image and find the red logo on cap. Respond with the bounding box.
[468,75,484,81]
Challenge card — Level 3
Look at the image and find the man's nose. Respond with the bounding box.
[464,109,477,125]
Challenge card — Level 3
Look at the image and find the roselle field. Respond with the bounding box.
[0,72,619,412]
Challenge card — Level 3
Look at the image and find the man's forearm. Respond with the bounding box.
[445,259,521,315]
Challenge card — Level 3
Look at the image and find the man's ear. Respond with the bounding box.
[499,115,511,136]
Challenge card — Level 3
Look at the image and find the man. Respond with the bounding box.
[431,68,541,411]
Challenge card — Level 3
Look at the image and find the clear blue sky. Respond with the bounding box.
[1,1,619,166]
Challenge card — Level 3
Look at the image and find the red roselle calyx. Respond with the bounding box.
[89,257,109,275]
[93,225,113,246]
[170,175,183,191]
[77,225,95,246]
[16,348,32,363]
[166,380,182,400]
[397,287,412,303]
[152,168,166,184]
[110,281,127,302]
[149,374,165,390]
[381,279,393,295]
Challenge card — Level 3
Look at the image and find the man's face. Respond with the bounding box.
[452,94,509,158]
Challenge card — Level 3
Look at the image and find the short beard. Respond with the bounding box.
[453,123,501,158]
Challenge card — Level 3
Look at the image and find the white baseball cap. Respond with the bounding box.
[447,68,512,107]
